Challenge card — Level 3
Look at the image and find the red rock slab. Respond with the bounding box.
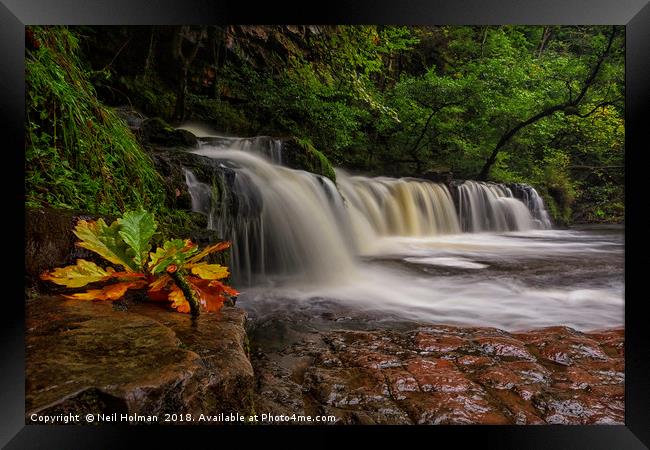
[383,368,420,400]
[552,366,602,390]
[579,359,625,385]
[26,296,254,420]
[303,366,389,409]
[501,360,552,384]
[473,335,536,361]
[585,328,624,358]
[513,383,546,402]
[414,331,468,353]
[342,350,404,370]
[474,366,524,390]
[514,326,583,342]
[489,390,545,425]
[399,391,511,425]
[455,355,497,371]
[405,358,481,393]
[521,333,611,366]
[537,392,623,425]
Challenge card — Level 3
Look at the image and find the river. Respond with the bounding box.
[179,130,624,334]
[238,226,623,333]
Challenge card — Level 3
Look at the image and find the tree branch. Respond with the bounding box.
[477,26,618,180]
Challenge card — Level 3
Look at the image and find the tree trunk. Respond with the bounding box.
[143,27,157,78]
[537,26,552,58]
[171,26,207,122]
[174,65,189,122]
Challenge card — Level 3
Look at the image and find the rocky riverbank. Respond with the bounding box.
[26,295,624,425]
[26,296,254,422]
[250,324,624,425]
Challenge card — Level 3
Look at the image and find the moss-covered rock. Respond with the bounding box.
[281,137,336,182]
[140,117,198,148]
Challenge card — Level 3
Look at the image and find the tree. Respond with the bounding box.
[477,26,621,180]
[171,26,208,122]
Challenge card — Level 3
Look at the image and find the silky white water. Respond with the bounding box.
[182,135,623,331]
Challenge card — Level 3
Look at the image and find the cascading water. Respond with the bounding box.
[337,173,461,253]
[182,135,552,285]
[184,148,357,285]
[508,183,553,229]
[178,133,623,332]
[178,124,284,164]
[454,181,542,232]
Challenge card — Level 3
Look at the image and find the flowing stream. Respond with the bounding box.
[180,132,623,331]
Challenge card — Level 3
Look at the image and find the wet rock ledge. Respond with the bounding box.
[26,295,624,426]
[26,296,254,422]
[251,325,624,425]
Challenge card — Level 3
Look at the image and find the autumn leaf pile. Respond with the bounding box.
[40,210,238,314]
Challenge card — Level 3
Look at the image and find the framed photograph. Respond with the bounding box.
[3,0,649,447]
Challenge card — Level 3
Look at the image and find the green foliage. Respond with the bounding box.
[533,152,576,225]
[118,75,176,120]
[29,25,624,224]
[117,209,158,269]
[148,239,199,275]
[25,26,166,216]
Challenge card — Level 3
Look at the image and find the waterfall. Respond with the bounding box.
[508,183,553,229]
[177,124,283,164]
[185,148,357,285]
[181,136,552,284]
[454,181,544,232]
[337,173,461,253]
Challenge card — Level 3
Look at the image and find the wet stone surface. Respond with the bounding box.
[26,296,254,422]
[250,324,624,425]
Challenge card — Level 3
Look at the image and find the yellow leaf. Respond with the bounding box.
[148,274,172,291]
[186,241,230,264]
[168,285,191,313]
[40,259,114,288]
[190,263,229,280]
[64,280,147,301]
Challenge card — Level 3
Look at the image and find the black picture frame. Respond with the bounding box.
[3,0,649,447]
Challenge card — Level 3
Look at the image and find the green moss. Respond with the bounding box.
[293,137,336,182]
[26,26,166,217]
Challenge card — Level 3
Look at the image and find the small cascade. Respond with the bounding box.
[337,173,460,250]
[508,183,553,229]
[177,124,284,165]
[453,181,547,232]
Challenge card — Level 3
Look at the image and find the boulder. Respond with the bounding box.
[26,296,254,423]
[281,137,336,182]
[140,117,198,148]
[25,208,107,289]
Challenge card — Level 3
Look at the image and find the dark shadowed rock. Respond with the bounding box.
[26,296,253,423]
[25,208,107,289]
[140,117,198,148]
